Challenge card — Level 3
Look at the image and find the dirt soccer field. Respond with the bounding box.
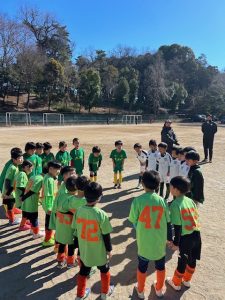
[0,123,225,300]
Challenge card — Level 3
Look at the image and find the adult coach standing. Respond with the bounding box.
[161,120,179,154]
[202,114,217,163]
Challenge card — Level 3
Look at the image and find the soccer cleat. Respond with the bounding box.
[19,224,31,231]
[166,277,181,291]
[75,288,91,300]
[117,184,121,189]
[57,260,67,269]
[9,218,21,226]
[67,261,78,269]
[114,184,118,189]
[42,237,55,247]
[101,285,115,299]
[135,285,145,299]
[154,281,165,298]
[87,266,97,278]
[33,231,45,239]
[202,159,208,163]
[209,160,212,163]
[182,280,191,288]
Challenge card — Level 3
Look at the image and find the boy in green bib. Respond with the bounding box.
[110,140,127,189]
[23,142,39,177]
[129,171,172,298]
[41,142,55,173]
[73,182,114,300]
[42,161,61,247]
[2,151,23,225]
[70,138,85,175]
[88,146,102,182]
[56,176,88,269]
[35,142,44,175]
[56,141,71,187]
[167,176,201,291]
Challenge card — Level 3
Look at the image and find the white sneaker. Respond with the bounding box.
[154,281,165,298]
[166,277,181,291]
[75,288,91,300]
[135,285,145,299]
[101,285,115,299]
[33,231,45,239]
[9,218,21,225]
[182,280,191,288]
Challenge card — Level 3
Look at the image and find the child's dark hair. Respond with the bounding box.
[11,151,23,160]
[47,160,61,170]
[10,147,22,155]
[170,176,190,194]
[60,166,75,176]
[73,138,79,143]
[178,148,185,155]
[115,140,123,146]
[92,146,101,153]
[84,182,103,203]
[185,151,200,161]
[158,142,168,149]
[21,160,33,169]
[43,142,52,151]
[149,139,157,146]
[172,146,180,155]
[76,176,89,191]
[183,146,196,153]
[25,142,36,152]
[65,176,77,192]
[36,142,44,150]
[59,141,67,148]
[142,171,160,190]
[133,143,142,149]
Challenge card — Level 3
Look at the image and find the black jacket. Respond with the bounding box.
[187,165,204,203]
[201,121,217,140]
[161,127,178,148]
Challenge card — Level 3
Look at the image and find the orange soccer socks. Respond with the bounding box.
[7,210,15,222]
[137,270,147,293]
[101,272,110,294]
[172,269,184,287]
[183,265,195,282]
[44,229,53,242]
[77,274,87,298]
[155,270,165,291]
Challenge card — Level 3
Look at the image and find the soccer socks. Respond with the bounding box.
[155,270,165,291]
[114,173,118,184]
[101,272,110,294]
[94,176,97,182]
[67,255,75,265]
[32,226,39,234]
[165,183,170,199]
[183,265,195,282]
[57,252,66,262]
[7,210,15,222]
[137,270,147,293]
[44,229,53,242]
[20,217,27,227]
[90,175,94,182]
[172,269,184,286]
[119,172,123,184]
[160,183,164,197]
[77,274,87,298]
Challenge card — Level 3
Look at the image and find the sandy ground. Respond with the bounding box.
[0,123,225,300]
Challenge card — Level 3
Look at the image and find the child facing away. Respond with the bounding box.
[88,146,102,182]
[56,141,71,186]
[35,142,44,175]
[20,172,45,239]
[72,182,114,300]
[23,142,39,177]
[55,176,88,269]
[185,151,204,206]
[129,171,172,298]
[70,138,85,175]
[146,139,159,172]
[167,176,201,291]
[42,161,61,247]
[2,151,23,225]
[41,142,55,173]
[157,142,172,200]
[170,146,180,181]
[133,143,148,189]
[110,140,127,189]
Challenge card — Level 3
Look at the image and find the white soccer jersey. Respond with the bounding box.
[170,158,180,180]
[158,152,172,182]
[136,150,148,172]
[147,150,160,171]
[179,161,190,177]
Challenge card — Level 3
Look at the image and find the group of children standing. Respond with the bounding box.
[0,136,204,299]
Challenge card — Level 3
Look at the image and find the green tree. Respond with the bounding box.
[129,78,139,111]
[115,77,130,107]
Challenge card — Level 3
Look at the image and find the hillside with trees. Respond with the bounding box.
[0,8,225,115]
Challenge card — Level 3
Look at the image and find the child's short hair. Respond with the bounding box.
[178,148,185,155]
[76,176,89,191]
[170,176,191,194]
[92,146,101,153]
[43,142,52,151]
[11,151,23,160]
[47,160,61,170]
[10,147,22,155]
[84,182,103,203]
[149,139,157,146]
[59,141,67,148]
[60,166,75,176]
[36,142,44,150]
[115,140,123,146]
[133,143,142,149]
[142,171,160,190]
[73,138,79,144]
[21,160,33,169]
[183,146,196,153]
[185,151,200,161]
[25,142,36,152]
[158,142,168,149]
[172,146,180,155]
[65,176,77,192]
